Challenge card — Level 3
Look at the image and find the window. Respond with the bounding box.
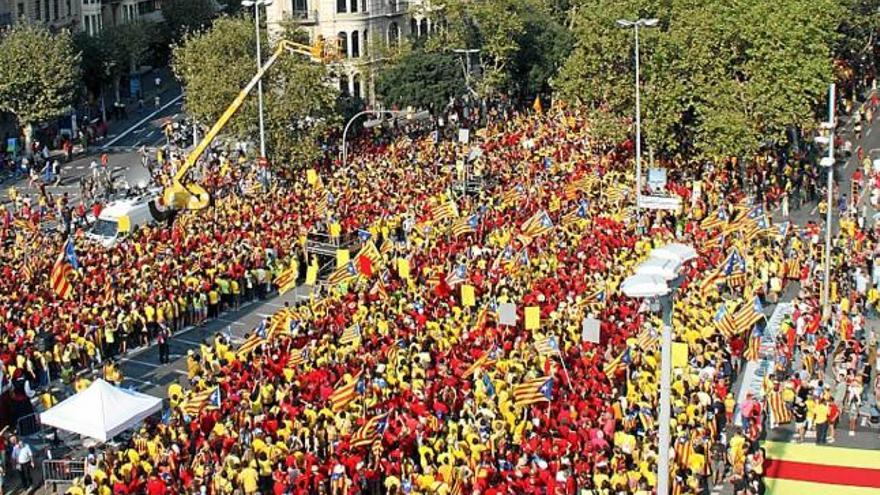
[83,15,90,34]
[17,2,24,19]
[388,22,399,46]
[350,0,357,12]
[410,18,417,37]
[350,31,359,58]
[361,0,366,12]
[293,0,307,14]
[337,31,348,58]
[420,18,428,37]
[44,0,49,21]
[336,0,346,13]
[352,74,361,99]
[66,0,70,16]
[339,74,350,96]
[362,29,368,57]
[53,0,58,20]
[34,0,40,20]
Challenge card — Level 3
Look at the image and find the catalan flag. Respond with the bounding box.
[784,258,801,279]
[605,183,627,203]
[714,303,738,339]
[445,263,467,287]
[767,391,792,424]
[180,386,220,416]
[350,413,388,448]
[237,334,265,359]
[560,201,589,227]
[603,348,630,380]
[520,209,554,239]
[328,260,359,285]
[288,347,307,368]
[635,329,659,351]
[450,214,479,237]
[733,297,764,336]
[462,352,496,378]
[744,326,763,361]
[700,208,729,231]
[432,200,458,223]
[534,335,560,356]
[721,248,747,287]
[329,371,362,412]
[500,185,525,208]
[274,262,299,295]
[512,376,553,407]
[369,280,389,300]
[339,324,361,346]
[449,478,465,495]
[379,237,394,255]
[50,239,78,300]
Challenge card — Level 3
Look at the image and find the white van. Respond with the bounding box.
[86,193,159,248]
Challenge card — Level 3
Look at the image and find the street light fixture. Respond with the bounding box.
[242,0,273,160]
[621,242,692,495]
[617,17,659,220]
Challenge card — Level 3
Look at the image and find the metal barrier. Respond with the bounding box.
[305,230,359,257]
[16,412,42,438]
[42,459,86,485]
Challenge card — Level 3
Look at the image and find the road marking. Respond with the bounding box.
[174,337,203,346]
[126,377,155,387]
[120,357,160,368]
[146,130,156,138]
[218,318,246,326]
[102,93,183,148]
[263,302,287,308]
[867,127,873,136]
[257,313,274,318]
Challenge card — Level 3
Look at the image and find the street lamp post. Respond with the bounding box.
[621,245,694,495]
[617,17,658,218]
[242,0,273,159]
[341,109,430,168]
[820,83,836,316]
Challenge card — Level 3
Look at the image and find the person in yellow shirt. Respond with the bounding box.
[814,398,830,444]
[237,462,260,494]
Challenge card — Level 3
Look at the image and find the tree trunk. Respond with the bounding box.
[22,123,34,158]
[114,77,122,102]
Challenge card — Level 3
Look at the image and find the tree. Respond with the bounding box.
[0,24,80,153]
[554,0,844,162]
[172,15,339,167]
[74,31,111,100]
[427,0,570,99]
[162,0,216,41]
[376,50,466,112]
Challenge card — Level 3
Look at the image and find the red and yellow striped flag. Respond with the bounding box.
[329,371,362,412]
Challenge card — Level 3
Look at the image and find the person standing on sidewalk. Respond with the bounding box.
[157,321,170,364]
[11,435,35,489]
[814,397,830,444]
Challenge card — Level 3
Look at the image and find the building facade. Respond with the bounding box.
[265,0,435,102]
[0,0,81,30]
[0,0,160,35]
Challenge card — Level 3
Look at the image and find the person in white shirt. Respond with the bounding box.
[11,436,34,488]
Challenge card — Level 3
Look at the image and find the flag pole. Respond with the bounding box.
[555,351,575,393]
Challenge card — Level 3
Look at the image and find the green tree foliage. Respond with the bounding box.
[0,24,80,150]
[172,16,339,167]
[376,50,466,111]
[428,0,570,98]
[162,0,217,40]
[554,0,845,162]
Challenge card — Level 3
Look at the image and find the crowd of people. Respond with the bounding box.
[0,94,876,495]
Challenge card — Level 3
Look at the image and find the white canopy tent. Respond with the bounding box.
[620,274,671,298]
[651,243,698,264]
[634,257,682,281]
[40,379,162,442]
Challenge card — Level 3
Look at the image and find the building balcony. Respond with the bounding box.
[289,9,317,24]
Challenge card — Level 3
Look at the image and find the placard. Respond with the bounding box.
[581,318,601,343]
[524,306,540,330]
[499,303,517,326]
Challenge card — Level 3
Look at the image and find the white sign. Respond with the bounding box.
[647,168,667,193]
[458,129,470,144]
[581,318,601,343]
[638,195,682,211]
[498,303,517,326]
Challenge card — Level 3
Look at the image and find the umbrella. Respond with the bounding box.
[651,243,697,263]
[635,257,682,281]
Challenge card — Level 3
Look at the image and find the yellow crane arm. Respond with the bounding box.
[164,39,330,210]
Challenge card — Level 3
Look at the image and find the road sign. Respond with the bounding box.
[638,195,682,211]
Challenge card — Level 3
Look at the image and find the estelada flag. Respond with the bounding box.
[513,376,553,407]
[329,371,362,412]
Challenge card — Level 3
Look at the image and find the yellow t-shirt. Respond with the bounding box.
[238,467,259,494]
[814,403,829,424]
